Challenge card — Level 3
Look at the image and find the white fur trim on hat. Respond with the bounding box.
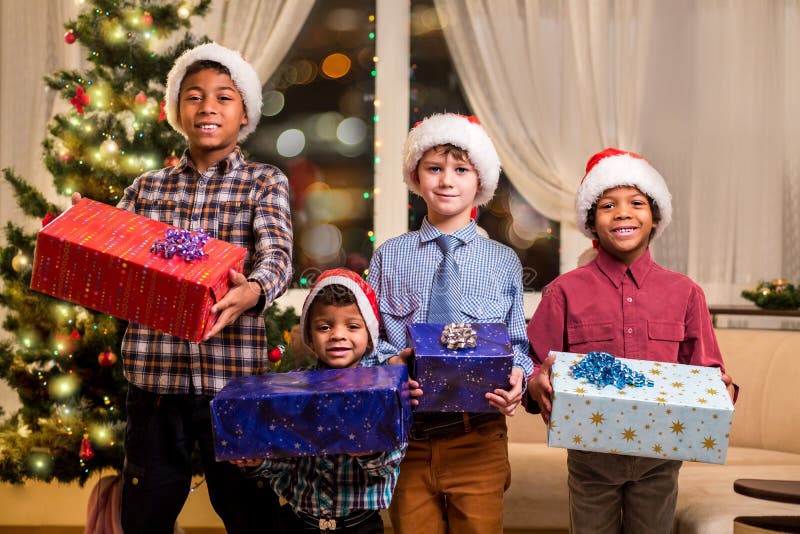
[403,113,501,206]
[300,269,380,351]
[165,42,262,142]
[575,148,672,240]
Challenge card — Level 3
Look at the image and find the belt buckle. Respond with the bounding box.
[319,518,337,531]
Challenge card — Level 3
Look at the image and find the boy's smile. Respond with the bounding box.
[416,148,479,233]
[177,69,248,172]
[309,303,370,369]
[591,185,656,265]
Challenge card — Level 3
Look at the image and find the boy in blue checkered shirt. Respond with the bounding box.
[365,113,533,533]
[237,269,404,533]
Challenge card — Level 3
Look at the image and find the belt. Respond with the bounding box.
[410,412,502,440]
[297,509,377,531]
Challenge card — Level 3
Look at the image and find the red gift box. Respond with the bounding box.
[30,198,247,342]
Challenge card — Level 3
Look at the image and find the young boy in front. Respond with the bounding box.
[238,269,405,533]
[73,43,293,533]
[526,148,737,534]
[366,113,534,533]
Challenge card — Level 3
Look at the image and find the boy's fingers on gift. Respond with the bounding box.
[71,192,82,205]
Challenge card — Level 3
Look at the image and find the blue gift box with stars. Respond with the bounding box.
[408,323,514,413]
[547,351,734,464]
[210,366,412,461]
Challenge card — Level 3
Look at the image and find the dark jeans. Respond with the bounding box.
[121,384,283,534]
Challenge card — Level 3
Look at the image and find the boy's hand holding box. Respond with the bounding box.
[547,351,734,464]
[408,322,514,413]
[210,366,412,460]
[30,198,246,342]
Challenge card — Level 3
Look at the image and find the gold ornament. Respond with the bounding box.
[11,250,30,273]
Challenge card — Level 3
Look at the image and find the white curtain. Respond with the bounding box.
[435,0,800,304]
[0,0,313,230]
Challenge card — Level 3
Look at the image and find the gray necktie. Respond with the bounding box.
[427,234,462,323]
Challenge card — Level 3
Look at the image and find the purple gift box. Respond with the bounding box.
[211,366,411,460]
[408,323,514,413]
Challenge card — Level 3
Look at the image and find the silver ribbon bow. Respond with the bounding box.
[440,322,478,350]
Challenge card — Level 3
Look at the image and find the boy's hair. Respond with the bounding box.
[585,193,663,240]
[299,269,380,350]
[427,143,470,164]
[403,113,501,206]
[165,42,263,142]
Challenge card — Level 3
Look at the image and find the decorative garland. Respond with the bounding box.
[741,279,800,310]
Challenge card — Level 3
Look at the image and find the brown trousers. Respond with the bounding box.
[389,416,510,534]
[567,450,682,534]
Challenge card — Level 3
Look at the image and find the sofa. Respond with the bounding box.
[500,328,800,533]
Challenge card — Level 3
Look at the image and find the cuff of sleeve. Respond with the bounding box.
[246,277,268,314]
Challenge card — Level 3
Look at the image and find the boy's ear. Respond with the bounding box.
[411,169,419,184]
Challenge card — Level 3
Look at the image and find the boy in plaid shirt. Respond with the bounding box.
[75,43,292,533]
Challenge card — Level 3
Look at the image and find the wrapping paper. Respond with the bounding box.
[211,366,412,460]
[548,351,734,464]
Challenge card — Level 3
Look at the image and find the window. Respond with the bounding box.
[244,0,376,287]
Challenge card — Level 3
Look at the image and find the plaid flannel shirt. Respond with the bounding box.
[117,147,292,395]
[249,446,405,519]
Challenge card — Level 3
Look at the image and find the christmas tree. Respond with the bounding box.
[0,0,216,485]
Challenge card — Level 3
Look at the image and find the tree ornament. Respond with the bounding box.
[142,11,153,26]
[42,212,57,227]
[79,434,95,461]
[70,85,89,114]
[177,4,191,19]
[164,154,180,167]
[268,346,285,363]
[64,30,76,44]
[69,329,81,341]
[99,139,119,156]
[134,91,147,105]
[158,101,166,122]
[11,250,30,273]
[98,350,118,367]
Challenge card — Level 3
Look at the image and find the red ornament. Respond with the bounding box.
[98,350,118,367]
[158,101,166,122]
[164,154,180,167]
[64,30,76,45]
[134,91,147,105]
[142,11,153,26]
[69,329,81,341]
[268,346,285,363]
[79,434,95,461]
[42,212,57,227]
[70,85,90,115]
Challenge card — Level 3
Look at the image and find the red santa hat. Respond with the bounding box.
[165,42,262,142]
[300,269,380,349]
[575,147,672,240]
[403,113,501,206]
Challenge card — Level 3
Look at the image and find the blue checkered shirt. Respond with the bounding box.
[365,218,534,383]
[249,446,405,518]
[117,147,292,395]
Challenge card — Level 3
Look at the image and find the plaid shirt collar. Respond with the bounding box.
[173,146,247,176]
[418,217,478,246]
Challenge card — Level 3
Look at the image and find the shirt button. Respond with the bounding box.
[626,297,633,303]
[198,180,206,186]
[256,480,264,489]
[131,477,139,486]
[191,214,199,221]
[627,327,633,334]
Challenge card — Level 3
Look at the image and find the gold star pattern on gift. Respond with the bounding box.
[575,387,586,394]
[702,437,717,450]
[671,421,685,434]
[672,382,684,388]
[653,444,663,454]
[656,397,667,404]
[622,428,637,442]
[691,369,700,374]
[697,398,707,404]
[572,435,583,444]
[650,368,662,376]
[590,412,605,426]
[706,388,718,396]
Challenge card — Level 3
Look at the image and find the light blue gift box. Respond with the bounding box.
[547,351,734,464]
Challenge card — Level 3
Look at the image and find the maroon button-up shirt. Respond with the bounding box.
[527,248,726,374]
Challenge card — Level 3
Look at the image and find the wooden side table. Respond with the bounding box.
[733,479,800,533]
